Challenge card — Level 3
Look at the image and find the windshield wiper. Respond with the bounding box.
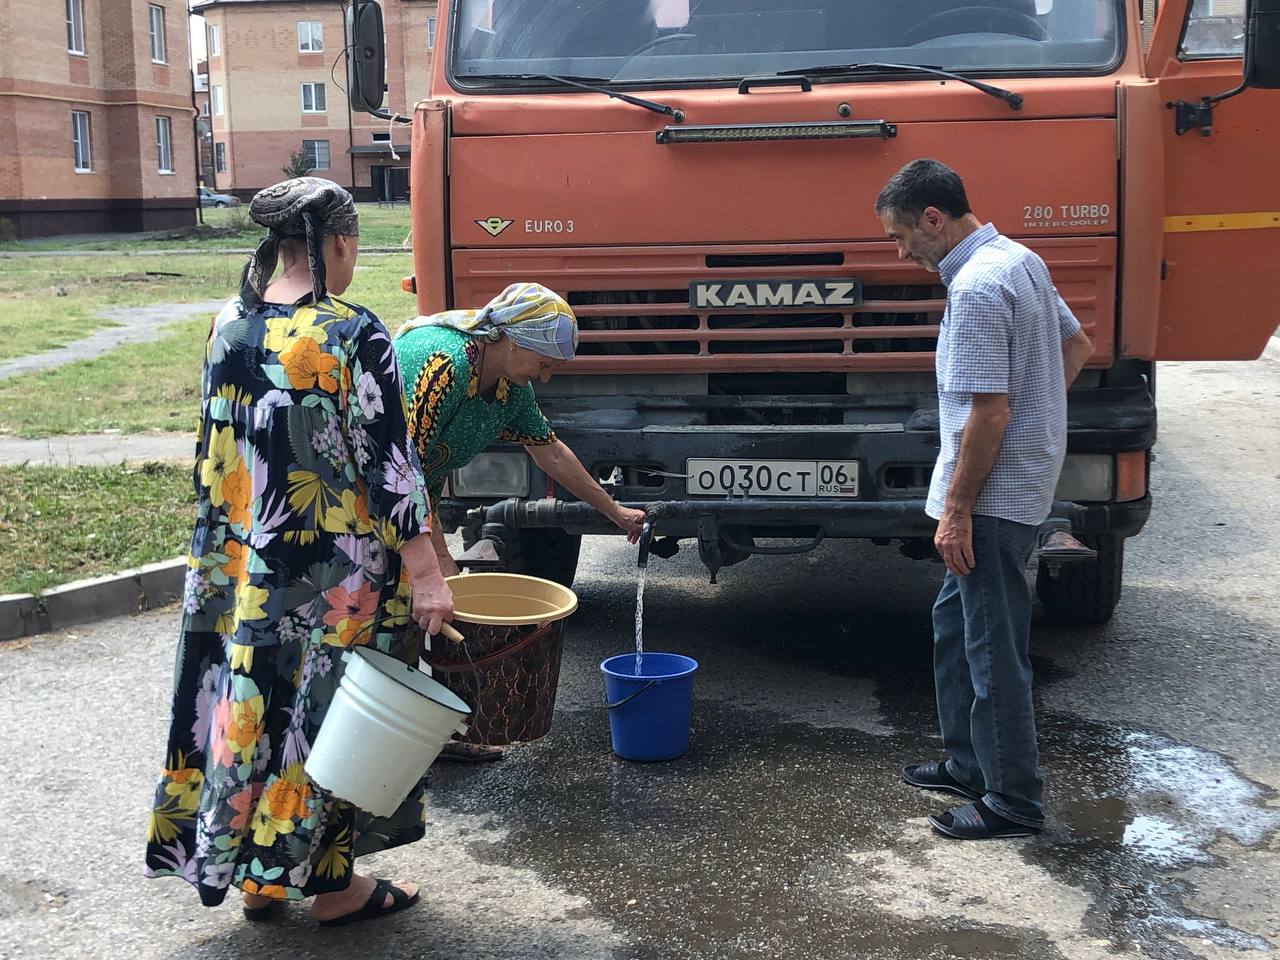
[465,73,685,121]
[778,62,1022,110]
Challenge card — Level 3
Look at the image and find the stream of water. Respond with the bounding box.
[634,567,646,675]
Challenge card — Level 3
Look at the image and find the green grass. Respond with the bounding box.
[0,463,196,596]
[0,254,243,363]
[0,253,418,437]
[0,203,413,253]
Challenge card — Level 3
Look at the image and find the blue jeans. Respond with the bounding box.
[932,514,1044,827]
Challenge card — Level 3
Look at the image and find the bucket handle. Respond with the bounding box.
[604,679,659,710]
[424,620,556,673]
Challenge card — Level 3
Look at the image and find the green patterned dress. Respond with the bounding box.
[393,326,557,502]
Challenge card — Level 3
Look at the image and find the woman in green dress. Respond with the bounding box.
[393,282,646,759]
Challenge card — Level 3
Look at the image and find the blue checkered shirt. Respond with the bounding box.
[926,223,1081,526]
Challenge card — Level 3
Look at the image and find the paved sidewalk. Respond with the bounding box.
[0,432,192,466]
[0,300,226,382]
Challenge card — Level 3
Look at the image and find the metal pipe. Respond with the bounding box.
[478,497,937,539]
[478,497,1093,534]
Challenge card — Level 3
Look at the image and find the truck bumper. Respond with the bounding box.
[439,384,1156,549]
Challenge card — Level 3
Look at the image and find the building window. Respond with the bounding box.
[66,0,86,54]
[303,139,331,171]
[427,16,437,49]
[212,84,224,116]
[215,142,227,173]
[372,132,391,142]
[297,20,323,52]
[149,4,167,63]
[156,116,174,173]
[72,110,92,172]
[301,82,327,113]
[208,24,221,57]
[200,99,210,117]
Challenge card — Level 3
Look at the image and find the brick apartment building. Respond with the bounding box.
[0,0,197,237]
[195,0,438,201]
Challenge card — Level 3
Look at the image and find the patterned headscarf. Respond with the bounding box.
[397,283,579,361]
[239,177,360,310]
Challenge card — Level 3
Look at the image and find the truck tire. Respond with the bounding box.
[1036,533,1124,624]
[505,528,582,588]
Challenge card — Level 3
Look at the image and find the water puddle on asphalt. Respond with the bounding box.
[1025,719,1280,956]
[424,597,1278,959]
[430,698,1279,960]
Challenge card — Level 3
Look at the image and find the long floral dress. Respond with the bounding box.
[145,295,431,907]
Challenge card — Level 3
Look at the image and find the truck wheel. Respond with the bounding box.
[506,529,582,588]
[1036,533,1124,624]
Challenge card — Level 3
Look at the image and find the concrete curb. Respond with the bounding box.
[0,557,186,642]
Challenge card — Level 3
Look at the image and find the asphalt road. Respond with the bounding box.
[2,360,1277,960]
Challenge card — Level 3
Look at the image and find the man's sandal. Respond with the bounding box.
[929,800,1041,840]
[902,761,983,801]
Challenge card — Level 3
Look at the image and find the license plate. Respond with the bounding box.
[686,459,860,498]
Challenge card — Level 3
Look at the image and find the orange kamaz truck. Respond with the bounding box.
[348,0,1279,622]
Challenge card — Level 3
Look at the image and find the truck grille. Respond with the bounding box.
[451,238,1113,375]
[566,283,944,366]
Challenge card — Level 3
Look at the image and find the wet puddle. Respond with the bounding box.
[1026,719,1279,956]
[428,600,1279,959]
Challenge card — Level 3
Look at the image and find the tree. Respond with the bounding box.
[282,146,313,179]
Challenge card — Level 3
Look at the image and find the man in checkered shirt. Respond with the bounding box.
[876,159,1094,840]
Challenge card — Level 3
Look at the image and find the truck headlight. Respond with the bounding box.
[450,452,530,499]
[1055,454,1114,502]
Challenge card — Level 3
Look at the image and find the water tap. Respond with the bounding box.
[637,517,655,569]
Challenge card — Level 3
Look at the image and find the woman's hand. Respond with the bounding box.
[400,531,456,635]
[412,570,455,637]
[612,506,648,544]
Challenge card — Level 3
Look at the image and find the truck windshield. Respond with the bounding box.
[451,0,1122,85]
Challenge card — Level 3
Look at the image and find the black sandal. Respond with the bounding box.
[929,800,1041,840]
[317,879,420,928]
[902,760,983,801]
[242,899,284,922]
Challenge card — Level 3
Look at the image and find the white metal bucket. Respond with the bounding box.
[304,647,472,817]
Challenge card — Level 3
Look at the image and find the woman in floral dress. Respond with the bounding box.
[145,178,454,927]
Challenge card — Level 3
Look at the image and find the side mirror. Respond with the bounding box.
[1246,0,1280,88]
[347,0,386,113]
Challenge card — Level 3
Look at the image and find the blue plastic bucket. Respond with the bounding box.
[600,653,699,761]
